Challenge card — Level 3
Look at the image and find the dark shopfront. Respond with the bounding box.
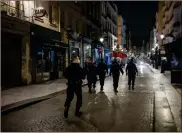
[1,15,30,89]
[92,40,105,64]
[165,38,182,84]
[30,24,68,83]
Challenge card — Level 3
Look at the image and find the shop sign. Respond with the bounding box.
[34,7,47,17]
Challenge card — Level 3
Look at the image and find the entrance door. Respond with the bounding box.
[57,49,66,78]
[2,32,22,89]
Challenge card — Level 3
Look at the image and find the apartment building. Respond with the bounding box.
[101,1,118,65]
[156,1,182,46]
[59,1,101,65]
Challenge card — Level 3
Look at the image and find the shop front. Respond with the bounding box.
[30,24,68,83]
[83,37,92,63]
[165,38,182,84]
[1,15,30,89]
[104,49,112,67]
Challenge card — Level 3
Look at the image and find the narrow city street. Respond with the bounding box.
[2,63,181,132]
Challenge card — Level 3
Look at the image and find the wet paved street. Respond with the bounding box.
[1,63,181,132]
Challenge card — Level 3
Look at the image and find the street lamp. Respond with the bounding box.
[155,43,158,48]
[160,34,165,39]
[100,37,104,43]
[160,34,166,73]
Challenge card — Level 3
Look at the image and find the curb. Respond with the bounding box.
[1,76,109,114]
[1,82,87,114]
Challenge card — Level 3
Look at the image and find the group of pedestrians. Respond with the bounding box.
[85,57,108,93]
[63,55,138,119]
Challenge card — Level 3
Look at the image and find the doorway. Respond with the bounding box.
[1,32,22,89]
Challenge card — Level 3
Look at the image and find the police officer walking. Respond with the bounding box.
[85,57,97,93]
[126,58,138,90]
[110,58,124,92]
[97,58,108,91]
[64,56,85,118]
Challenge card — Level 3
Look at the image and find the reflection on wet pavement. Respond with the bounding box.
[1,63,181,132]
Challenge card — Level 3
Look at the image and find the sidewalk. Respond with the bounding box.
[147,63,182,132]
[1,78,87,109]
[147,64,182,94]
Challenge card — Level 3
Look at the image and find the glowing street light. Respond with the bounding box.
[100,37,104,43]
[155,43,158,47]
[160,34,165,39]
[152,48,155,51]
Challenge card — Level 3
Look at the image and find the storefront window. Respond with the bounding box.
[84,44,91,62]
[42,49,50,81]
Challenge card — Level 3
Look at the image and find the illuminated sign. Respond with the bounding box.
[34,7,47,17]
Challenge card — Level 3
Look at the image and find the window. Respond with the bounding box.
[49,3,57,25]
[61,12,65,28]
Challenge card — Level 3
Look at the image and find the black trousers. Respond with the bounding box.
[113,74,120,89]
[99,75,105,87]
[87,79,96,90]
[64,83,82,112]
[128,76,136,86]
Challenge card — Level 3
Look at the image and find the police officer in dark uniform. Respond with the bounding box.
[85,57,97,93]
[64,56,85,118]
[110,58,124,92]
[126,58,138,90]
[97,58,108,90]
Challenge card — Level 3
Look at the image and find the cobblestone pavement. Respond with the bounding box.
[1,63,181,132]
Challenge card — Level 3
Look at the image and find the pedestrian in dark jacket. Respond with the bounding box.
[64,56,85,118]
[97,58,108,91]
[85,57,97,93]
[126,58,138,90]
[110,58,124,92]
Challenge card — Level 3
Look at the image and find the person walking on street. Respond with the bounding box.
[126,58,138,90]
[64,56,85,118]
[97,58,108,91]
[110,58,124,92]
[85,57,97,93]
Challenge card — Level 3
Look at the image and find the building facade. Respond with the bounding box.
[1,1,65,88]
[59,2,102,66]
[100,2,118,65]
[117,15,122,47]
[155,1,182,70]
[122,22,127,49]
[156,1,182,46]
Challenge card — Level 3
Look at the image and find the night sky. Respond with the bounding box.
[115,1,158,46]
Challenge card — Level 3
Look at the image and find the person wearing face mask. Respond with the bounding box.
[64,56,85,119]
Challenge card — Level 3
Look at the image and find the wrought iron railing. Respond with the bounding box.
[1,2,29,21]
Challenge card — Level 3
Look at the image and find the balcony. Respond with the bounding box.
[107,13,112,20]
[1,2,29,21]
[112,17,117,25]
[101,12,107,19]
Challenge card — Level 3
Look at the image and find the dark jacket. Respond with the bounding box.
[64,63,85,83]
[110,62,124,76]
[126,62,138,76]
[85,62,97,81]
[97,62,108,76]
